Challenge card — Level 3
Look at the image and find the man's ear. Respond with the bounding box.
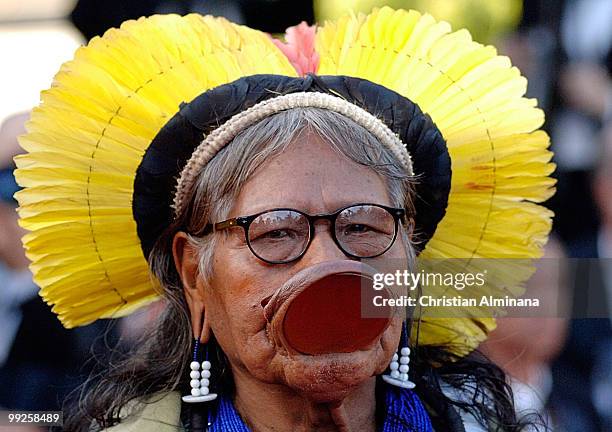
[173,231,211,343]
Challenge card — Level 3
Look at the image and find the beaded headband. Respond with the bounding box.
[173,92,414,217]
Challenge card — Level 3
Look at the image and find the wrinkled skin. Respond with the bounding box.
[174,133,409,431]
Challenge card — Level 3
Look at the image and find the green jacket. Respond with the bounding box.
[101,391,183,432]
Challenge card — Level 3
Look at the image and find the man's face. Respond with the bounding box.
[201,133,408,402]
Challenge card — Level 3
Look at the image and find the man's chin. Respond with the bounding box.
[278,349,384,403]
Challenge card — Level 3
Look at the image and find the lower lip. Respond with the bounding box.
[282,273,391,355]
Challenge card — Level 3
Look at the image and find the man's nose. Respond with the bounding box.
[302,223,351,264]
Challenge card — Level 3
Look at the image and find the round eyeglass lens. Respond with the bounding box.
[335,205,396,257]
[247,210,310,262]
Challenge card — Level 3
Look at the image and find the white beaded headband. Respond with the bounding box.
[173,92,414,216]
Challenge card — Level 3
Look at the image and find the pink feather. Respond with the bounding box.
[272,22,320,76]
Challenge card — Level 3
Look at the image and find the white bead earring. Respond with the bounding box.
[382,321,415,389]
[182,338,218,403]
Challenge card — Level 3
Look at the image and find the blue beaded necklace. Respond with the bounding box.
[206,382,433,432]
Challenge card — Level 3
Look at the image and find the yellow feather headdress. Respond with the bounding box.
[14,7,555,356]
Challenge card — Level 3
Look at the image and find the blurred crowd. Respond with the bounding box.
[0,1,611,431]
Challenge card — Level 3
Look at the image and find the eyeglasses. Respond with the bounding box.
[198,203,408,264]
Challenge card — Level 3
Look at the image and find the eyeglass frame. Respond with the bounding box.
[195,203,411,264]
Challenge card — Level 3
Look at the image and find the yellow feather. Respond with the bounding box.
[15,14,295,328]
[16,8,555,359]
[316,6,555,355]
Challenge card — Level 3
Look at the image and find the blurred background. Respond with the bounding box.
[0,1,610,431]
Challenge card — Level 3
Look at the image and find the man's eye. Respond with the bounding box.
[344,224,371,234]
[263,229,293,239]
